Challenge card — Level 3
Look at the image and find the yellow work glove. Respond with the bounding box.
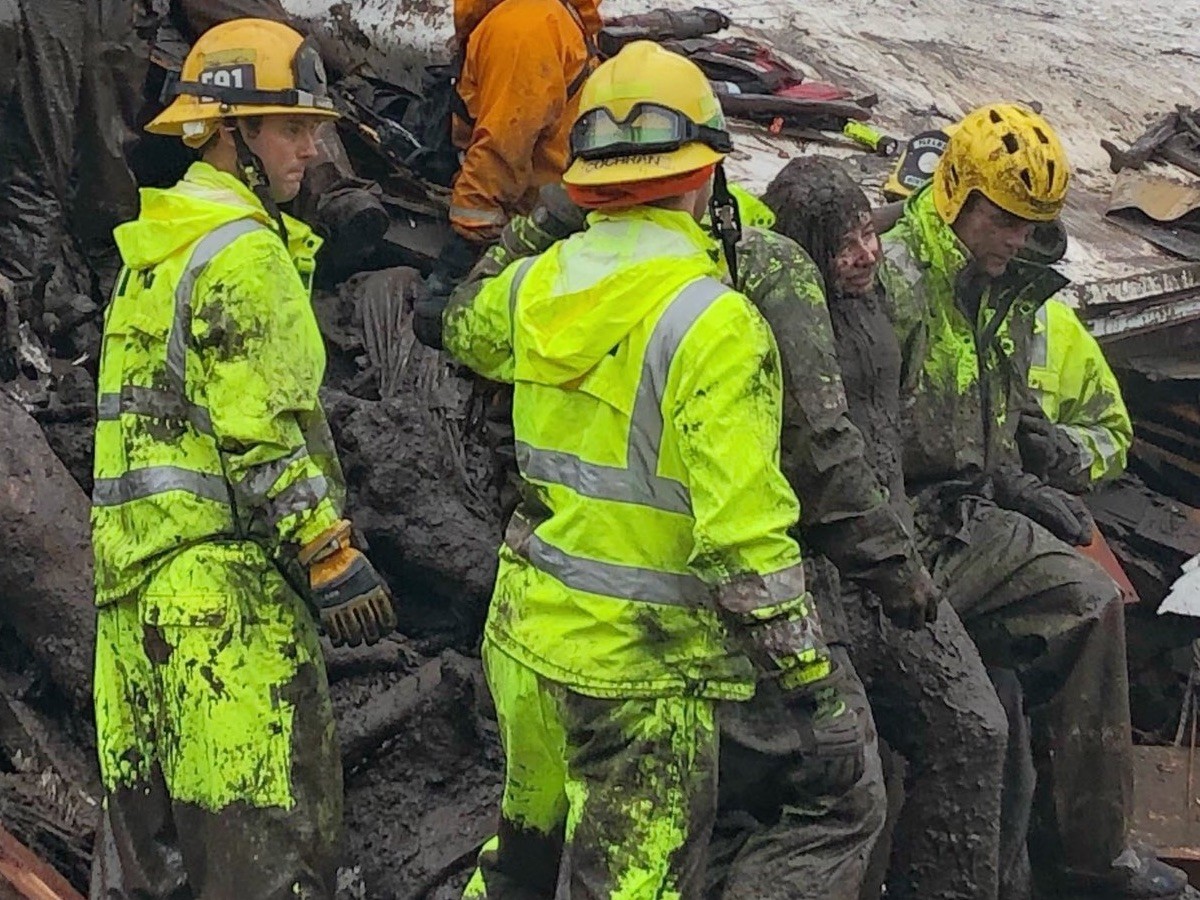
[300,521,397,647]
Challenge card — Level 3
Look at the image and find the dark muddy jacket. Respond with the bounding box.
[450,213,925,605]
[877,187,1067,501]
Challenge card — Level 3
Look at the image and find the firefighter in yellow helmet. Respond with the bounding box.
[91,18,396,897]
[442,42,865,897]
[879,104,1189,898]
[883,121,1133,496]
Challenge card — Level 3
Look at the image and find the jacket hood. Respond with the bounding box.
[514,206,720,386]
[113,162,314,269]
[455,0,602,41]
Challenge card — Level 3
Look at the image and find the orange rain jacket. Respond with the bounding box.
[450,0,601,242]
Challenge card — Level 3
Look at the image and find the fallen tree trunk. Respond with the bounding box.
[0,392,95,715]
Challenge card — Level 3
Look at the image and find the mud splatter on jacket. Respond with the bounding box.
[878,186,1067,495]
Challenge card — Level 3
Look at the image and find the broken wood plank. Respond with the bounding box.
[0,823,84,900]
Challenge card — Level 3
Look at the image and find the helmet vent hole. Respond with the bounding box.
[1046,160,1056,183]
[949,163,959,185]
[1034,126,1049,144]
[990,109,1004,124]
[1002,133,1020,154]
[1020,169,1033,190]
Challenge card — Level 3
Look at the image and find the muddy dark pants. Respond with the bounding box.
[706,646,887,900]
[843,594,1010,900]
[925,500,1132,889]
[90,563,343,900]
[465,640,719,899]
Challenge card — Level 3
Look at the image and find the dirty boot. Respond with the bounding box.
[1054,848,1191,899]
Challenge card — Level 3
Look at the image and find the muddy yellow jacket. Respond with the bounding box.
[92,162,344,606]
[879,186,1066,491]
[1028,298,1131,486]
[450,0,600,241]
[444,206,821,699]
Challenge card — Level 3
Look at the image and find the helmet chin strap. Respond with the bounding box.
[228,119,289,244]
[709,164,741,285]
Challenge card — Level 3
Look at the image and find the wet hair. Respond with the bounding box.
[761,156,872,297]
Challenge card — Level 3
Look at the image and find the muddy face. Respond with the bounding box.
[761,156,872,303]
[952,195,1037,277]
[832,212,882,298]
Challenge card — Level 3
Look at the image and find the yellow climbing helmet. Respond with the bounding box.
[932,103,1070,223]
[148,18,338,148]
[563,41,731,187]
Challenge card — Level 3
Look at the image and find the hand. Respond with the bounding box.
[433,232,483,284]
[993,469,1094,546]
[412,276,449,350]
[1017,412,1075,479]
[301,522,398,646]
[529,182,587,240]
[879,565,940,631]
[792,678,866,792]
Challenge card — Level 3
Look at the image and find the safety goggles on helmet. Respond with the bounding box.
[163,38,334,113]
[570,102,733,162]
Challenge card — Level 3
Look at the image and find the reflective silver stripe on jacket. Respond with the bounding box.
[166,218,267,394]
[97,386,214,436]
[507,277,734,608]
[96,219,265,511]
[265,475,331,528]
[1029,303,1049,372]
[516,277,728,516]
[92,466,230,507]
[233,446,312,508]
[520,529,705,608]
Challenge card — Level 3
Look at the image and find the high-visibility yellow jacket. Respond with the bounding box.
[1028,298,1132,486]
[444,205,827,700]
[92,162,344,607]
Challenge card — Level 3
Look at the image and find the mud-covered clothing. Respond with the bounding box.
[458,213,926,612]
[445,206,827,701]
[91,546,342,899]
[91,163,346,896]
[843,594,1008,900]
[1028,299,1131,489]
[464,639,718,899]
[450,0,600,242]
[924,500,1131,885]
[824,285,1009,900]
[880,187,1135,887]
[878,185,1066,494]
[94,162,345,606]
[707,644,887,900]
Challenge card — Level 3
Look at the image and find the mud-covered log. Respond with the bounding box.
[320,268,504,637]
[0,393,95,714]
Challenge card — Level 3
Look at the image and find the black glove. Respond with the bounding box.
[433,231,483,284]
[411,276,449,350]
[528,182,587,241]
[792,675,866,793]
[1017,412,1081,481]
[993,468,1094,546]
[876,564,940,631]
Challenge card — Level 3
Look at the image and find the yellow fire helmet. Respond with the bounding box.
[933,103,1070,223]
[148,18,339,148]
[563,41,732,187]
